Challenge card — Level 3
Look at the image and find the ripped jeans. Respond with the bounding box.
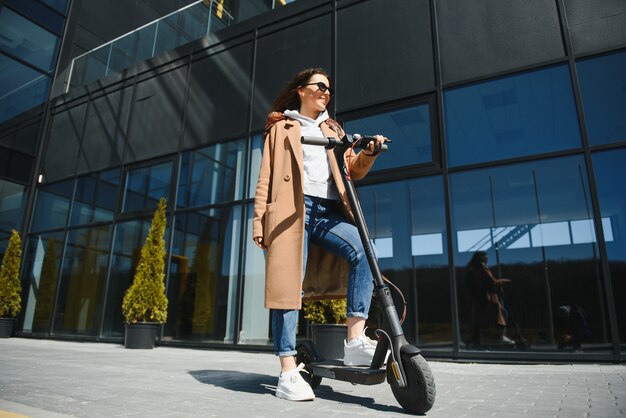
[272,195,374,356]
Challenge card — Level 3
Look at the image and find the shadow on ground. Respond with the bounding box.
[189,369,405,414]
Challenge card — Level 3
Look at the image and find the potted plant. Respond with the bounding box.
[0,230,22,338]
[122,198,169,349]
[303,299,347,360]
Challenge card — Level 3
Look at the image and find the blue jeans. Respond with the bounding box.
[272,195,375,356]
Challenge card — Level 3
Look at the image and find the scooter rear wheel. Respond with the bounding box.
[387,354,436,414]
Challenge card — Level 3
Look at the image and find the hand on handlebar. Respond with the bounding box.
[363,135,389,156]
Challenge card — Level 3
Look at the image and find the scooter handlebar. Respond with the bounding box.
[300,136,336,147]
[301,134,389,152]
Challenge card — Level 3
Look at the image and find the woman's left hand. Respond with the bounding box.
[364,135,388,156]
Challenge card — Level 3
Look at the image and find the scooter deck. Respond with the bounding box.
[310,360,387,385]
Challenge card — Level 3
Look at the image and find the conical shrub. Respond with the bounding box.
[0,230,22,318]
[122,198,168,323]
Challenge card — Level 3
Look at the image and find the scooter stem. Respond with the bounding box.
[330,140,412,384]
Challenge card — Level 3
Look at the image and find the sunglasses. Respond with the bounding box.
[302,82,334,96]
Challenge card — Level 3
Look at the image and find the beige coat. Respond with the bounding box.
[253,116,378,309]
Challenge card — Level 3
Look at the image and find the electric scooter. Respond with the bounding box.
[296,133,436,414]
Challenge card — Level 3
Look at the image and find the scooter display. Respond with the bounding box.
[296,133,436,414]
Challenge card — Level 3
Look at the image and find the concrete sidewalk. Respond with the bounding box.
[0,338,624,417]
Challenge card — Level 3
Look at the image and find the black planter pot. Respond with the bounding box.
[0,318,16,338]
[124,322,161,349]
[310,323,347,360]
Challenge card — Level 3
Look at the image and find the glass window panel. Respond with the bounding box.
[247,135,263,199]
[0,54,50,124]
[0,7,59,71]
[108,32,138,74]
[77,89,129,174]
[592,148,626,350]
[344,103,432,171]
[134,22,157,63]
[153,6,209,58]
[21,232,65,333]
[40,0,69,15]
[240,202,270,346]
[53,225,111,336]
[82,45,110,86]
[359,176,452,348]
[31,178,74,232]
[450,155,610,353]
[177,140,245,209]
[165,206,241,342]
[0,178,27,233]
[123,161,172,213]
[577,50,626,146]
[444,65,582,166]
[102,218,170,337]
[70,169,120,226]
[43,103,85,182]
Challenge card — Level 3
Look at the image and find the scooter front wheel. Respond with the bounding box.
[387,353,436,414]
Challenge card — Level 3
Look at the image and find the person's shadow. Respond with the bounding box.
[189,369,406,414]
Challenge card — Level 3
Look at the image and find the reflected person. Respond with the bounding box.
[557,304,591,350]
[465,251,514,346]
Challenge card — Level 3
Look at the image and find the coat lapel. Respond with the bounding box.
[285,119,304,174]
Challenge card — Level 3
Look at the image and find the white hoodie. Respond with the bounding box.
[284,109,338,200]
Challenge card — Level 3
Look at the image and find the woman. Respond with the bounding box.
[464,251,514,346]
[253,68,387,401]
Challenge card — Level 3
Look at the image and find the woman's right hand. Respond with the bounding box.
[253,236,266,249]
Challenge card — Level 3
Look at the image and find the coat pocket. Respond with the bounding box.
[264,202,278,245]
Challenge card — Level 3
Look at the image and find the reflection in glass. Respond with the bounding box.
[40,0,70,15]
[0,8,59,71]
[444,65,581,166]
[359,176,452,348]
[450,155,610,352]
[53,226,111,336]
[0,179,27,233]
[344,103,432,171]
[123,162,172,213]
[592,148,626,350]
[70,169,120,225]
[31,179,74,232]
[22,232,64,333]
[108,23,158,74]
[247,135,263,199]
[166,206,241,342]
[0,54,51,124]
[154,6,210,56]
[102,218,169,337]
[240,203,269,345]
[178,140,245,209]
[577,50,626,146]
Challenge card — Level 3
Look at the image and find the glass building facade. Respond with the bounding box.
[0,0,68,267]
[4,0,626,362]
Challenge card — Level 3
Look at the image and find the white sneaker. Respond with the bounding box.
[275,363,315,401]
[343,333,378,366]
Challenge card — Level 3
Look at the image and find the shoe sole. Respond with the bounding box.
[275,388,315,401]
